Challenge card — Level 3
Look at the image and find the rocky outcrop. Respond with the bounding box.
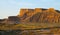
[0,8,60,35]
[1,8,60,24]
[0,16,20,24]
[7,16,20,24]
[18,8,60,23]
[0,19,7,24]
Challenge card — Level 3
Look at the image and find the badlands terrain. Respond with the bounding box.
[0,8,60,35]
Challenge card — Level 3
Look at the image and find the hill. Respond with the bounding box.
[18,8,60,23]
[0,8,60,35]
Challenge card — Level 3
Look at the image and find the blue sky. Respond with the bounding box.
[0,0,60,19]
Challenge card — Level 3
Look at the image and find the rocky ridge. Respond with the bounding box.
[0,8,60,35]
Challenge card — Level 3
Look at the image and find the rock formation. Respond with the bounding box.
[0,8,60,24]
[18,8,60,23]
[0,8,60,35]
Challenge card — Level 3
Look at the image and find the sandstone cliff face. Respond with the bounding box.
[0,8,60,24]
[18,8,60,23]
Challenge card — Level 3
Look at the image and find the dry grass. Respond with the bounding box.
[0,23,60,30]
[0,23,60,34]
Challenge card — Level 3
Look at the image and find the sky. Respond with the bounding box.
[0,0,60,19]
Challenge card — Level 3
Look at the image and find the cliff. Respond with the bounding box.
[0,8,60,35]
[0,8,60,24]
[18,8,60,23]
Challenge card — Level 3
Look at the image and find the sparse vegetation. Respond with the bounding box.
[0,8,60,35]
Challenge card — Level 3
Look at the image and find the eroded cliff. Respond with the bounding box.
[0,8,60,35]
[18,8,60,23]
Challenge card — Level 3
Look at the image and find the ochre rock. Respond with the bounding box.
[18,8,60,23]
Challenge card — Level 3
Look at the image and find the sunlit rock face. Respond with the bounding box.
[18,8,60,23]
[0,8,60,24]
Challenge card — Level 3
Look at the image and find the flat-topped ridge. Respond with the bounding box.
[18,8,60,17]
